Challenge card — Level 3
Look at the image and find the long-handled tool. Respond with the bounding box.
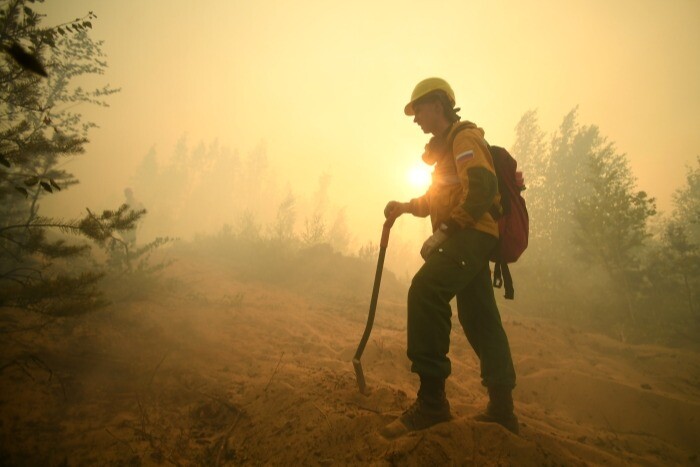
[353,213,398,394]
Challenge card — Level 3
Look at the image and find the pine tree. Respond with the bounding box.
[302,173,330,246]
[572,129,656,323]
[0,1,142,316]
[271,189,296,243]
[511,109,547,192]
[646,158,700,322]
[672,157,700,246]
[511,109,546,242]
[515,108,594,302]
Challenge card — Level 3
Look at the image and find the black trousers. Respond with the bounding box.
[407,228,516,388]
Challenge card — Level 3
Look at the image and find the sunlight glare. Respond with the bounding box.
[407,164,432,191]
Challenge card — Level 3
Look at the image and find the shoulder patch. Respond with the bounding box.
[455,149,474,162]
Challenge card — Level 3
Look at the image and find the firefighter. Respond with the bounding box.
[381,78,518,437]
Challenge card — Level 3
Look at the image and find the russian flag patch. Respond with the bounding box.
[455,150,474,162]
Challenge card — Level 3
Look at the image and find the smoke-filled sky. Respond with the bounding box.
[41,0,700,244]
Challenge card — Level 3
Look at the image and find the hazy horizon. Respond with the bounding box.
[39,0,700,248]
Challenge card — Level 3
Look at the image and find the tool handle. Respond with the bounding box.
[380,213,398,248]
[353,213,399,393]
[353,213,397,362]
[353,245,387,362]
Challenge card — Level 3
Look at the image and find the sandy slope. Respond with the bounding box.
[1,251,699,466]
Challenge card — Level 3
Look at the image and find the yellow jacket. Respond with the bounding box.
[408,120,501,238]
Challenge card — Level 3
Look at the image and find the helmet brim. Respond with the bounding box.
[404,101,416,116]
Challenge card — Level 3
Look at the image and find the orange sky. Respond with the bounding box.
[40,0,700,246]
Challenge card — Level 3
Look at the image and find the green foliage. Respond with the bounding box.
[672,157,700,245]
[237,209,262,243]
[643,159,700,322]
[517,108,600,300]
[6,270,107,317]
[571,130,656,266]
[302,212,326,245]
[571,129,656,323]
[1,1,116,204]
[1,0,109,206]
[301,173,332,246]
[511,107,693,341]
[357,241,379,262]
[190,223,401,303]
[97,233,175,303]
[656,222,699,315]
[511,109,546,194]
[270,189,297,242]
[535,109,592,250]
[129,138,279,240]
[0,206,145,315]
[0,1,144,318]
[105,236,173,275]
[128,137,351,260]
[328,207,350,253]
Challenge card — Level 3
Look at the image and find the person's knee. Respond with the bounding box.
[408,279,435,310]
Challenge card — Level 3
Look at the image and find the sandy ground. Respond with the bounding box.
[1,250,699,466]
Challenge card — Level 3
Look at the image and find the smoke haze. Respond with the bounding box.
[3,1,700,464]
[39,0,700,248]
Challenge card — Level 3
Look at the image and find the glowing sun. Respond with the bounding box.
[407,164,432,191]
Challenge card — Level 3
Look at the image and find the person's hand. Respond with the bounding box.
[420,230,448,260]
[384,201,409,219]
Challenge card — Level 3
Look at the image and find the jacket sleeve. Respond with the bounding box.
[449,131,498,227]
[408,190,430,218]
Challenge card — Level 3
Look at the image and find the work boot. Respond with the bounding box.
[380,375,451,439]
[473,386,519,434]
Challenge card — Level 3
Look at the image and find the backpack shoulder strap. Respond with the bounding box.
[447,122,497,172]
[446,121,473,152]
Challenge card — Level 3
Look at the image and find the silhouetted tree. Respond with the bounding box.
[659,222,699,318]
[644,158,700,323]
[572,130,656,323]
[511,109,547,194]
[302,173,330,245]
[328,206,350,253]
[270,189,296,243]
[514,108,597,309]
[0,1,141,316]
[237,209,261,243]
[672,157,700,245]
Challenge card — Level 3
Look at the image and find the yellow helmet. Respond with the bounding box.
[404,77,455,116]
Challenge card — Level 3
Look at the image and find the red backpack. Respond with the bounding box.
[487,145,529,299]
[448,126,529,298]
